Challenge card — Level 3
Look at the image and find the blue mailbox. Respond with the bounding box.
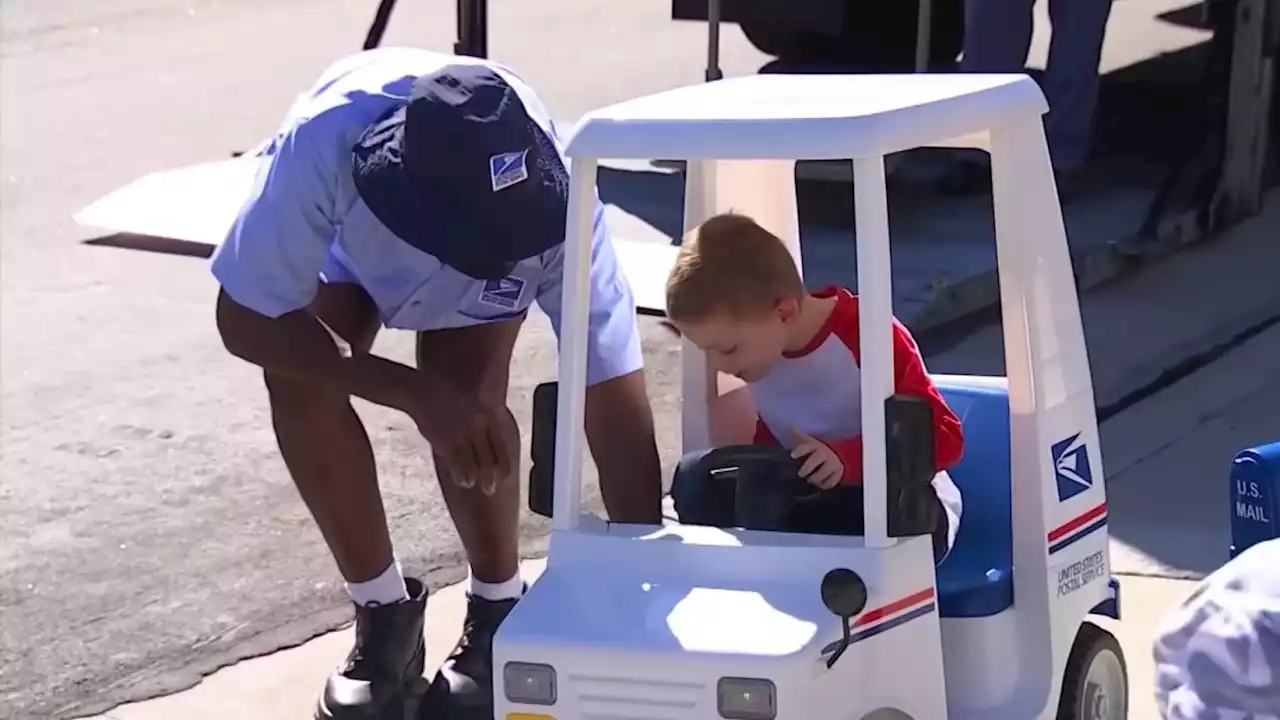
[1229,441,1280,558]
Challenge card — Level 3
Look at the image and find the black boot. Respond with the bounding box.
[424,591,521,719]
[316,577,428,720]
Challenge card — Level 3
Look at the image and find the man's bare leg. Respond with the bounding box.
[265,282,392,584]
[415,316,526,714]
[415,316,525,584]
[263,281,426,720]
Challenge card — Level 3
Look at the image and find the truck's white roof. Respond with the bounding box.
[564,73,1046,161]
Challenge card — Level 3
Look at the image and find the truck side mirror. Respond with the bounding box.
[884,394,939,538]
[528,381,557,519]
[819,568,868,669]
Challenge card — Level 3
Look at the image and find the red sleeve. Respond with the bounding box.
[822,436,865,485]
[752,417,780,445]
[887,318,965,473]
[825,296,965,485]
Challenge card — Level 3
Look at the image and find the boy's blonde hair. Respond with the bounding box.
[665,212,805,322]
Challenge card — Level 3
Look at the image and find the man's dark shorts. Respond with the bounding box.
[670,449,953,564]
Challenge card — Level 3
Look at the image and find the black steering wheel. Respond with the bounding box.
[695,444,829,531]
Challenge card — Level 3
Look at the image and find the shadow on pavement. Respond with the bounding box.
[84,233,216,259]
[598,165,685,239]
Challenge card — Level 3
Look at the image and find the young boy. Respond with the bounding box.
[665,212,965,562]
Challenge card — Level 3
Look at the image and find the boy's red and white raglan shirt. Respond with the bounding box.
[746,286,964,549]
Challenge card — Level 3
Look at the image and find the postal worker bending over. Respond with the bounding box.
[211,47,663,720]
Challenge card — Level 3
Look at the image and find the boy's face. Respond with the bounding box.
[674,301,797,382]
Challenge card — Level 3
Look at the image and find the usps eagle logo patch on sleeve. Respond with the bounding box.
[489,148,530,192]
[479,276,527,310]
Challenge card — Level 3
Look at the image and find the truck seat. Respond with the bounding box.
[935,380,1015,618]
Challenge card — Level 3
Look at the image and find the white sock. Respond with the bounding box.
[346,559,409,607]
[469,568,524,601]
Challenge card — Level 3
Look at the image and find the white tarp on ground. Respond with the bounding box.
[73,155,679,313]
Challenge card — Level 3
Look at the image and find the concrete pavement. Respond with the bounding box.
[1102,324,1280,579]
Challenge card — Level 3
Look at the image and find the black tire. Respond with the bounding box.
[839,0,965,70]
[1057,622,1129,720]
[741,0,964,71]
[738,21,830,62]
[737,20,794,60]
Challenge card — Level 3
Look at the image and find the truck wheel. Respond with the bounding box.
[839,0,964,70]
[741,0,964,71]
[1057,622,1128,720]
[739,20,833,62]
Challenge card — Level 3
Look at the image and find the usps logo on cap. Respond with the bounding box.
[479,275,527,310]
[489,148,530,192]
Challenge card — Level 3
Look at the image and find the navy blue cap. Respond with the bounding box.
[351,64,569,281]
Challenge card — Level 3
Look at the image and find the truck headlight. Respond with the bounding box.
[717,677,776,719]
[503,662,557,706]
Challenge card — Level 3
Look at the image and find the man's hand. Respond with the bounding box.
[790,427,844,490]
[404,378,519,495]
[217,290,520,494]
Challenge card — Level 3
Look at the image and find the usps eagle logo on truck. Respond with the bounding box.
[1052,433,1093,502]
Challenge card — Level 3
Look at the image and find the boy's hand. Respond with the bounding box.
[790,428,844,489]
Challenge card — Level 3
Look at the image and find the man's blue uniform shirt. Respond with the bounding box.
[211,48,642,386]
[1153,538,1280,719]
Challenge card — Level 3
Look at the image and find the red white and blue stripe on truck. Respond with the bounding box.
[820,587,937,658]
[1048,501,1108,555]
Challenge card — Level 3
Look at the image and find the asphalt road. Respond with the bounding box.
[0,2,769,718]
